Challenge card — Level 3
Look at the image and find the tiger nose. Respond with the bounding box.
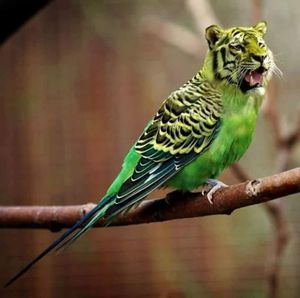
[252,54,266,63]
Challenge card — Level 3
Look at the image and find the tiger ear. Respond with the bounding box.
[205,25,223,49]
[254,21,267,36]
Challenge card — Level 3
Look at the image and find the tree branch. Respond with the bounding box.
[185,0,219,33]
[0,168,299,231]
[142,15,203,57]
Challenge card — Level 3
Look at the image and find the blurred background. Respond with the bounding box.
[0,0,299,297]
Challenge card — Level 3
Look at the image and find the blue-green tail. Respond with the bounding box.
[4,195,114,288]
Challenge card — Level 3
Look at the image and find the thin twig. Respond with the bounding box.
[264,199,290,298]
[185,0,219,32]
[230,163,250,181]
[251,0,263,23]
[262,81,282,147]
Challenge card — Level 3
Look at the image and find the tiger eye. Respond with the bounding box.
[230,43,244,51]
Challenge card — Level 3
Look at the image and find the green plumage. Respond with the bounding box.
[5,21,276,287]
[108,75,259,194]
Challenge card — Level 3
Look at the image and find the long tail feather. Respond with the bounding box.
[4,196,114,288]
[54,210,106,253]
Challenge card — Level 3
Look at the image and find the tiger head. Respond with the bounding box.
[204,21,275,94]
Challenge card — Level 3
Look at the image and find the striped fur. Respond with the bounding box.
[205,21,274,90]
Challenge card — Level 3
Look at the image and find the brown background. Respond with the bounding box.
[0,1,299,297]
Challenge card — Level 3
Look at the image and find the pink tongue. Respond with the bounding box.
[245,71,263,86]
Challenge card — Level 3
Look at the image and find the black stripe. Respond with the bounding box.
[220,47,226,63]
[223,58,235,68]
[219,35,229,45]
[232,30,242,37]
[213,51,220,80]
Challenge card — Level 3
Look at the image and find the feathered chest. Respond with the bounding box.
[210,96,258,167]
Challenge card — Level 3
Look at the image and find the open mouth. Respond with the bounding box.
[240,66,266,92]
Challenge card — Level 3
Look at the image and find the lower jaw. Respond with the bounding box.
[240,80,264,95]
[246,86,265,96]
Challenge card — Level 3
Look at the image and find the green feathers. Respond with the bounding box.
[6,22,275,287]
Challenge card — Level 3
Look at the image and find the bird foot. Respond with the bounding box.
[201,179,228,205]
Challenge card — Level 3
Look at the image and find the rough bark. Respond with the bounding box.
[0,168,299,231]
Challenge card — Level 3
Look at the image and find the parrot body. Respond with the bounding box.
[109,81,258,194]
[5,21,276,287]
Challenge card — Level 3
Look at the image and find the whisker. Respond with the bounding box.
[271,63,283,79]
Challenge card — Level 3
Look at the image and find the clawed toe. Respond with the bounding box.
[203,179,228,204]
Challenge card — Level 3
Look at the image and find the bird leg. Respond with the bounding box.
[201,179,228,205]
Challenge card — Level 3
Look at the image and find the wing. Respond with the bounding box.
[104,82,222,220]
[136,83,222,155]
